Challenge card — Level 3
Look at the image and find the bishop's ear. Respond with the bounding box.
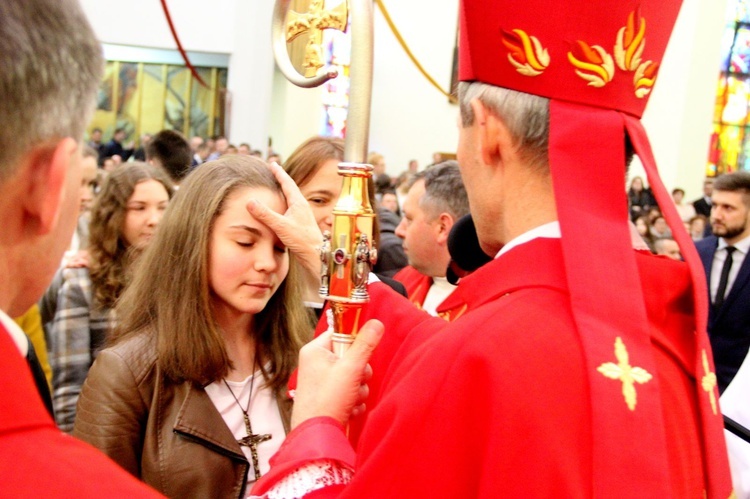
[471,99,514,168]
[21,137,79,236]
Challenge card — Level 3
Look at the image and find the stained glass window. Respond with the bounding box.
[321,10,351,138]
[708,0,750,175]
[87,45,228,149]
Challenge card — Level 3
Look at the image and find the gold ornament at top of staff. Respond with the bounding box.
[286,0,348,77]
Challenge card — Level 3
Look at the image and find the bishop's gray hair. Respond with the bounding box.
[458,81,550,172]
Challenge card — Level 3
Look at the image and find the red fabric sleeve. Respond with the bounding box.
[251,417,353,496]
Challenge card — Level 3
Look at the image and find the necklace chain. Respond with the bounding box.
[223,357,258,416]
[222,357,272,480]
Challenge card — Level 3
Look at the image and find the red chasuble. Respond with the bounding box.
[256,238,726,497]
[0,322,162,497]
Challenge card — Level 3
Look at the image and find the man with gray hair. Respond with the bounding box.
[394,161,469,318]
[0,1,162,495]
[253,0,733,496]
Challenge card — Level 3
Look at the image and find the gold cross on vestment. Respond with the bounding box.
[286,0,348,76]
[701,349,718,415]
[237,413,272,480]
[597,337,653,411]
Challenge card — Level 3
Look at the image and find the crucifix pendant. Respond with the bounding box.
[237,412,272,480]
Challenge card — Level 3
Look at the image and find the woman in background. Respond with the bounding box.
[43,162,173,432]
[283,136,407,282]
[634,215,656,253]
[628,176,656,222]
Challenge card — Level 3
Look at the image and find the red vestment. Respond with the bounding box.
[393,265,468,321]
[255,238,729,497]
[393,266,431,308]
[0,322,162,497]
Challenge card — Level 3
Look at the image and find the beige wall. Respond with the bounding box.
[631,0,728,200]
[82,0,729,195]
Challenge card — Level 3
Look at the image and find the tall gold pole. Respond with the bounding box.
[272,0,376,357]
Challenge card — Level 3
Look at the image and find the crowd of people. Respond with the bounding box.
[1,0,748,497]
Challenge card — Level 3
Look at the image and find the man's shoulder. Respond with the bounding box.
[393,265,428,283]
[429,284,574,352]
[695,235,718,253]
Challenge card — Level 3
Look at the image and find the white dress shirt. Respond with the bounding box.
[497,222,562,258]
[710,234,750,303]
[422,277,456,316]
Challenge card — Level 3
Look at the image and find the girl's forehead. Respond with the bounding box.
[220,186,287,220]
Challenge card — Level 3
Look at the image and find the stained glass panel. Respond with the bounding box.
[321,1,351,138]
[708,0,750,176]
[86,57,228,152]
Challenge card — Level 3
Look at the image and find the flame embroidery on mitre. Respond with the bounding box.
[567,40,615,88]
[614,9,646,71]
[501,29,550,77]
[633,60,659,98]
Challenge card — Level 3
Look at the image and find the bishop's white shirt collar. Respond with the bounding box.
[0,308,28,356]
[496,221,561,259]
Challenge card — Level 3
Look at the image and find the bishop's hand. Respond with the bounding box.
[247,161,323,288]
[291,319,384,429]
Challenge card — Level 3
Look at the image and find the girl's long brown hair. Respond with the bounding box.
[88,162,174,309]
[111,156,313,392]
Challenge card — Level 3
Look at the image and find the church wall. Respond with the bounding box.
[80,0,727,201]
[79,0,275,152]
[79,0,238,53]
[634,0,727,200]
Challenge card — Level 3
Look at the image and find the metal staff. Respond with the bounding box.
[272,0,377,357]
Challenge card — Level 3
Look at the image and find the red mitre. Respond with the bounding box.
[459,1,732,497]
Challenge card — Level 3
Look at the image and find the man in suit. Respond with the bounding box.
[100,127,134,162]
[0,1,161,495]
[693,177,714,218]
[696,171,750,393]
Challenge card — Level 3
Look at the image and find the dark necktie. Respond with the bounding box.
[714,246,737,310]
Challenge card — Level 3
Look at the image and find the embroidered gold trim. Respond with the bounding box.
[568,41,615,88]
[597,337,652,411]
[701,349,718,416]
[615,10,646,71]
[438,304,468,322]
[501,29,550,77]
[633,60,659,98]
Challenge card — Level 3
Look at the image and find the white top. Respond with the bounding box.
[710,233,750,304]
[0,308,28,356]
[422,277,456,316]
[205,366,285,494]
[496,222,561,258]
